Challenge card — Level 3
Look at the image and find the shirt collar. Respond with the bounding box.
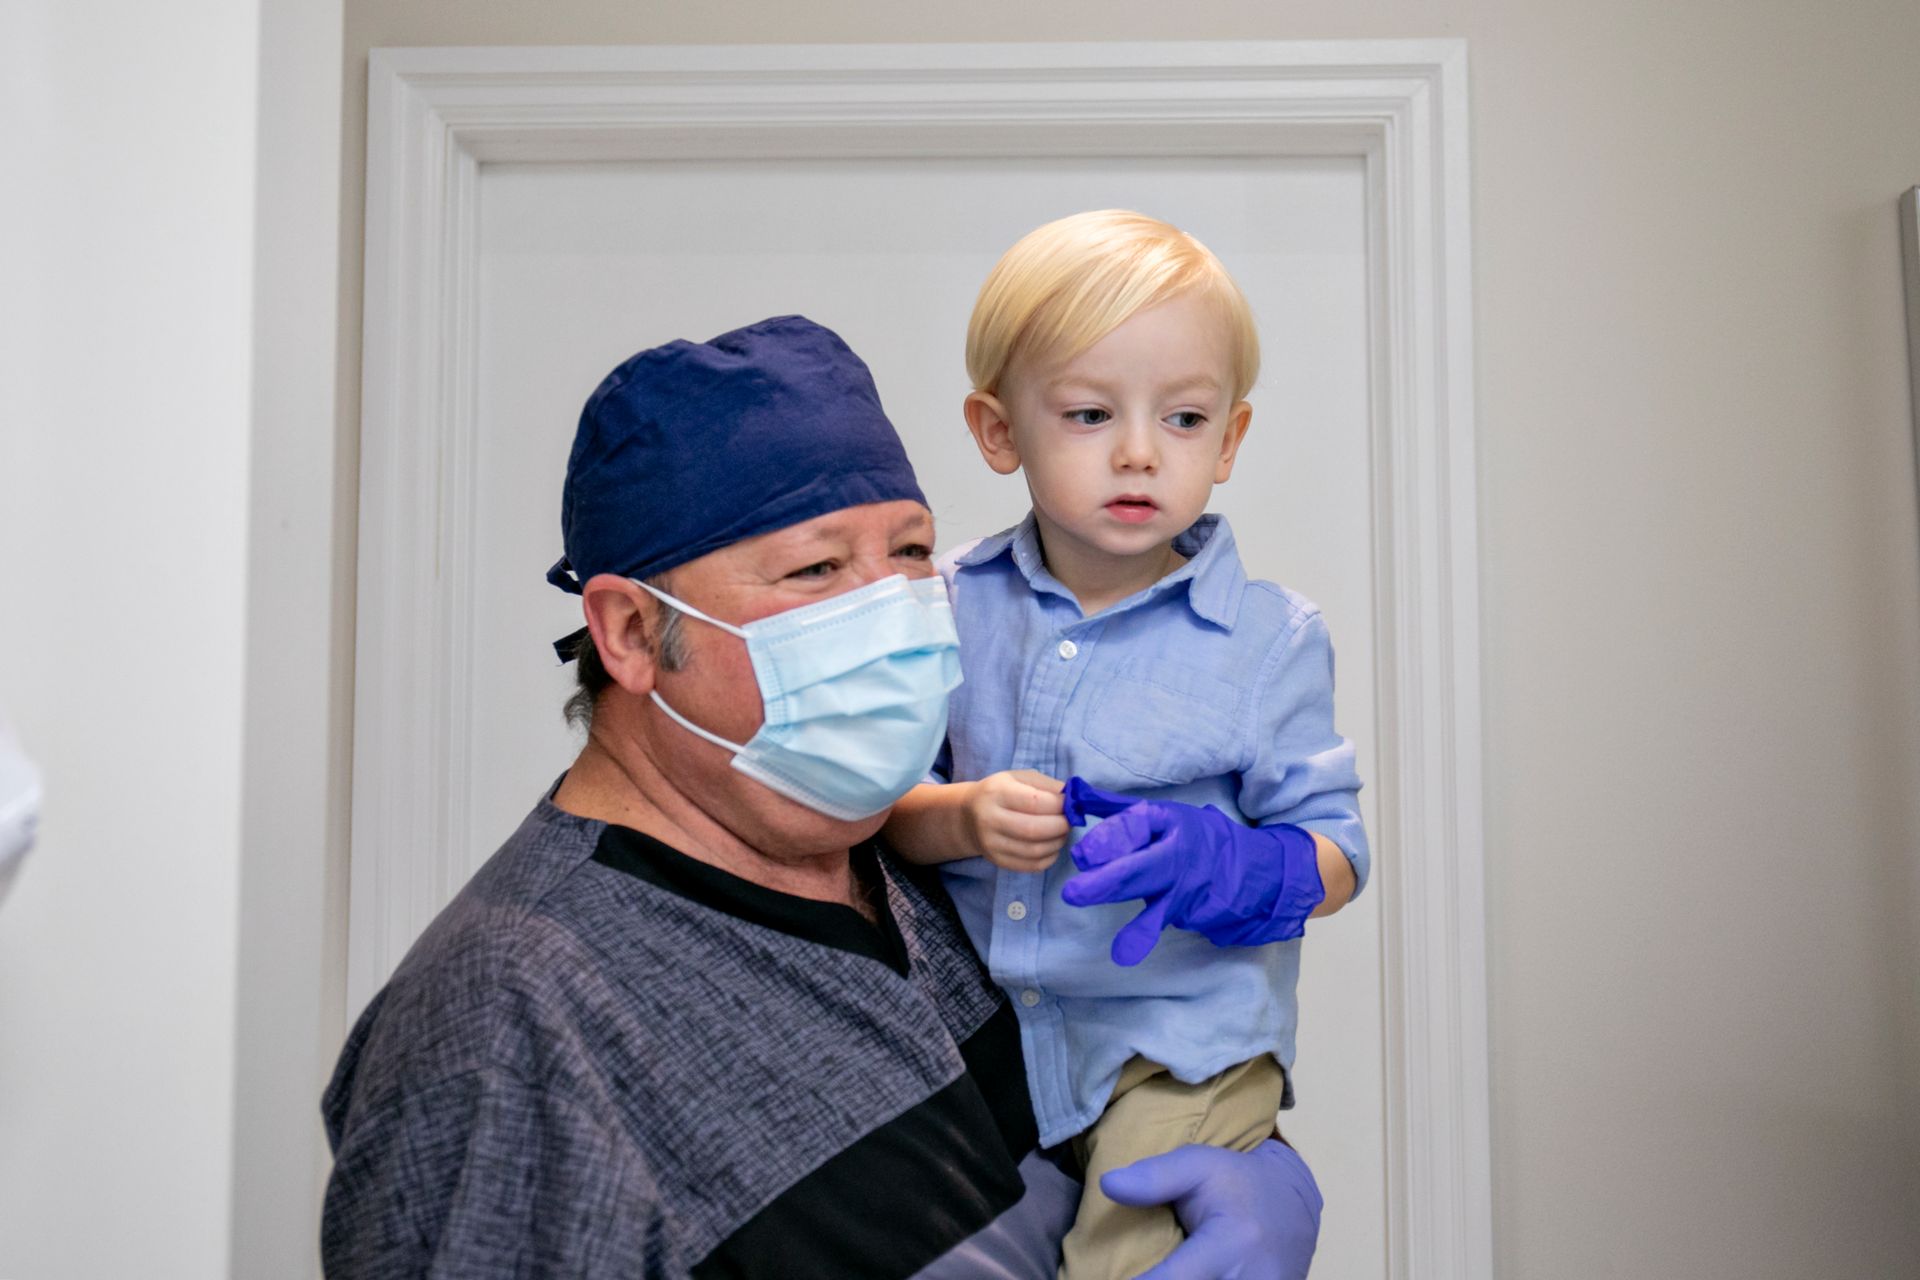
[957,511,1247,630]
[1171,516,1248,628]
[589,824,912,976]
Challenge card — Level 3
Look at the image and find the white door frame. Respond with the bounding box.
[352,40,1490,1279]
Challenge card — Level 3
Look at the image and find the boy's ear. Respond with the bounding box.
[1214,401,1254,484]
[963,391,1023,476]
[580,573,663,697]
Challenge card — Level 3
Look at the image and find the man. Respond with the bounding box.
[321,316,1322,1278]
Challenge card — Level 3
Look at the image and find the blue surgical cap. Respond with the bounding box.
[546,315,927,643]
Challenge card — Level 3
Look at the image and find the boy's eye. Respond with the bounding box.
[1168,411,1207,430]
[1065,408,1111,427]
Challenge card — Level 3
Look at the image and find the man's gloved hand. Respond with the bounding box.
[1059,777,1325,966]
[1101,1139,1322,1280]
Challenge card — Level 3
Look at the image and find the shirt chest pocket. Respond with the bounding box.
[1077,667,1245,786]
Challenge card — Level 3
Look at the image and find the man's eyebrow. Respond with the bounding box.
[765,511,931,559]
[778,512,861,544]
[890,511,935,540]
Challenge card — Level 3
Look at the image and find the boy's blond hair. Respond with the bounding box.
[965,209,1260,399]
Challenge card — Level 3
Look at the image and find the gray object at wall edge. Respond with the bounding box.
[1901,188,1920,525]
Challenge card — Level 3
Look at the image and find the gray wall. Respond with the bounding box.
[316,2,1920,1276]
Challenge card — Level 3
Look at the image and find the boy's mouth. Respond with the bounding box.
[1105,495,1158,524]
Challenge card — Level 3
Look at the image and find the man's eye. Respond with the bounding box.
[893,543,933,561]
[788,560,838,579]
[1168,411,1207,430]
[1066,408,1111,427]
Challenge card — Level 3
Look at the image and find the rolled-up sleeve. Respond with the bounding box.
[1236,610,1370,897]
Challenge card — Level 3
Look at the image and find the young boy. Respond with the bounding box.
[882,210,1369,1280]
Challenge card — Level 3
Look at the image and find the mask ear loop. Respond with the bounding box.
[631,579,748,638]
[629,578,753,753]
[648,691,749,754]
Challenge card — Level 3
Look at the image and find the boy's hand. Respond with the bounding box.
[963,770,1069,872]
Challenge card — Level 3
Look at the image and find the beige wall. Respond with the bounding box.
[327,2,1920,1276]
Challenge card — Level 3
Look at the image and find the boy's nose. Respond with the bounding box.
[1111,418,1159,472]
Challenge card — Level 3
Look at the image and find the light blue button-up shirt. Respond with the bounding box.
[931,513,1369,1146]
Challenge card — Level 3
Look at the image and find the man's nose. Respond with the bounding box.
[1111,416,1159,472]
[846,556,894,586]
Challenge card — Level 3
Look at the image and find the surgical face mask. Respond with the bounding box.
[636,574,962,821]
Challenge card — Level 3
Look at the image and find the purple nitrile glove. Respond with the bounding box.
[1059,780,1326,966]
[1101,1139,1322,1280]
[1062,776,1142,827]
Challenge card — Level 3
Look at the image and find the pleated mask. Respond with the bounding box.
[637,574,962,821]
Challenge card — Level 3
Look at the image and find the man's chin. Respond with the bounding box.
[737,782,892,857]
[797,807,892,854]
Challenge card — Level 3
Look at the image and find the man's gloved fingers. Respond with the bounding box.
[1126,1219,1252,1280]
[1109,894,1174,966]
[1060,841,1178,907]
[1099,1143,1214,1208]
[1105,1141,1321,1280]
[1260,1139,1325,1217]
[1067,807,1154,872]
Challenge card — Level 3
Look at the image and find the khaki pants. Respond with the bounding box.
[1058,1054,1286,1280]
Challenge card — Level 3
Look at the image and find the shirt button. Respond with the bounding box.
[1057,639,1079,660]
[1019,988,1042,1007]
[1006,900,1028,922]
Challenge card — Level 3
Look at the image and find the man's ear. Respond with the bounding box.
[963,391,1023,476]
[580,574,662,696]
[1214,401,1254,484]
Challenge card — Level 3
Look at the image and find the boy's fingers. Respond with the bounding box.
[1023,787,1065,815]
[983,775,1061,815]
[991,844,1060,873]
[1001,771,1065,813]
[1001,811,1070,842]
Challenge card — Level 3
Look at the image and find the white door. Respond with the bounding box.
[466,153,1386,1277]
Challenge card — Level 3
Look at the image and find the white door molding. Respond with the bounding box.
[353,40,1489,1279]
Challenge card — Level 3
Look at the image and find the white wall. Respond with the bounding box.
[0,2,261,1276]
[229,0,347,1275]
[326,3,1920,1278]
